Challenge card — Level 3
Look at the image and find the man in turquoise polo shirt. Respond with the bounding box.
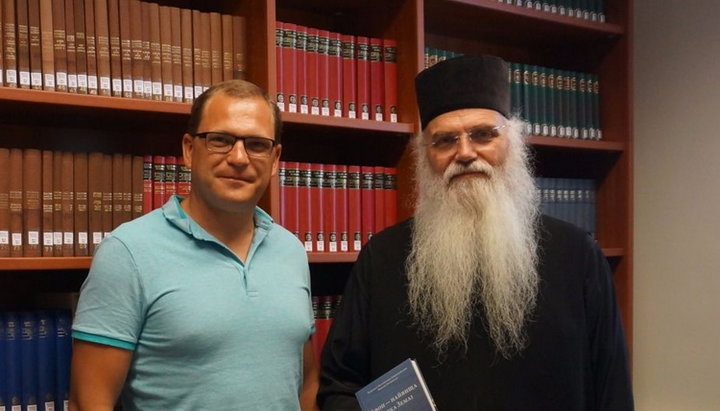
[70,80,318,410]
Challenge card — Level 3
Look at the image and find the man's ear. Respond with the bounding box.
[182,133,194,168]
[270,144,282,177]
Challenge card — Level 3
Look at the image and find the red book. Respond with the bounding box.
[298,162,312,252]
[305,28,319,115]
[356,36,370,120]
[383,39,398,122]
[328,31,343,117]
[142,155,153,214]
[322,164,337,253]
[312,295,335,364]
[369,38,384,121]
[176,156,191,197]
[347,165,362,252]
[164,155,177,202]
[373,166,385,234]
[335,165,349,252]
[317,29,330,116]
[278,161,287,227]
[360,166,375,245]
[283,161,300,240]
[281,22,297,113]
[295,25,308,114]
[274,21,284,111]
[310,163,324,252]
[152,155,165,209]
[384,167,398,228]
[341,34,356,119]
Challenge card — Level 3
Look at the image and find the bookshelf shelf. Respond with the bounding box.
[424,0,623,49]
[602,248,624,258]
[282,112,415,135]
[0,257,93,271]
[528,135,625,152]
[308,252,360,263]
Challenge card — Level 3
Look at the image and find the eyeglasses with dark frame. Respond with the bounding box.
[193,132,278,158]
[425,124,508,153]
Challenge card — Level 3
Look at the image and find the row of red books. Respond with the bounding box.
[278,162,398,253]
[275,21,398,122]
[311,294,342,365]
[0,0,246,101]
[0,148,187,257]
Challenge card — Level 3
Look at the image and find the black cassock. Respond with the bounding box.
[318,216,633,411]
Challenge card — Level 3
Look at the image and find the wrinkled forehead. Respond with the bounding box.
[423,108,506,137]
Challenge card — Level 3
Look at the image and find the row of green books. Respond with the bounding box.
[495,0,606,22]
[537,177,596,237]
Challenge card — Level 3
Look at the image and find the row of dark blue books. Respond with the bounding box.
[0,310,72,411]
[537,177,596,237]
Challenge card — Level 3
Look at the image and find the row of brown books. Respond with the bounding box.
[276,21,398,122]
[279,162,398,254]
[0,0,246,101]
[0,148,183,258]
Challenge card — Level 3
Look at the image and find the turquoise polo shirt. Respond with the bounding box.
[73,196,313,410]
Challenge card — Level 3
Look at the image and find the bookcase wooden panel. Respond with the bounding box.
[0,0,634,349]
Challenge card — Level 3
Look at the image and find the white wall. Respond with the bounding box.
[634,1,720,409]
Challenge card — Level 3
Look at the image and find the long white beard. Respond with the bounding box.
[406,117,540,359]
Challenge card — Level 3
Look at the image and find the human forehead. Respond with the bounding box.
[199,94,274,136]
[424,108,506,136]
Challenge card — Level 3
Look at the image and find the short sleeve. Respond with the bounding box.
[72,236,146,350]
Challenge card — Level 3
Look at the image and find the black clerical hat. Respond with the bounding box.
[415,55,510,129]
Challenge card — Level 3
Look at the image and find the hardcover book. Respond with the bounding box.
[356,358,437,411]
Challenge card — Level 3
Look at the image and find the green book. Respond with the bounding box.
[568,71,578,139]
[555,70,565,138]
[592,74,601,140]
[578,72,588,140]
[531,65,541,135]
[510,62,523,118]
[547,67,557,137]
[522,64,534,134]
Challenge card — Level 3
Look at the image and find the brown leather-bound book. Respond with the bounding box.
[73,151,88,256]
[148,2,162,100]
[22,149,41,256]
[169,7,182,102]
[64,0,77,92]
[60,151,74,256]
[158,5,173,101]
[140,0,151,98]
[131,155,143,219]
[28,0,43,89]
[101,154,112,236]
[221,14,232,81]
[0,148,10,257]
[40,0,56,90]
[52,150,62,255]
[73,0,87,93]
[3,0,19,87]
[180,8,192,102]
[87,152,102,254]
[51,0,67,92]
[209,12,222,85]
[232,15,246,80]
[191,9,203,98]
[111,152,123,229]
[93,0,111,96]
[83,0,98,94]
[106,0,122,96]
[200,12,210,91]
[129,0,143,98]
[41,150,54,256]
[9,149,23,256]
[118,0,132,97]
[121,154,132,224]
[17,0,31,88]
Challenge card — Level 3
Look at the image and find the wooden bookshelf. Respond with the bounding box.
[0,0,633,351]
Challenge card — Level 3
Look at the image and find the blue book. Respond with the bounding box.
[20,312,39,411]
[55,310,73,411]
[37,311,57,411]
[355,358,437,411]
[5,312,23,410]
[1,312,6,410]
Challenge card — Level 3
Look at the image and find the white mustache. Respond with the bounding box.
[443,160,495,184]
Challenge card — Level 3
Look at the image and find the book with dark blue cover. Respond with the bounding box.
[0,312,7,410]
[37,311,57,411]
[355,358,437,411]
[55,310,73,411]
[4,312,23,410]
[20,311,39,411]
